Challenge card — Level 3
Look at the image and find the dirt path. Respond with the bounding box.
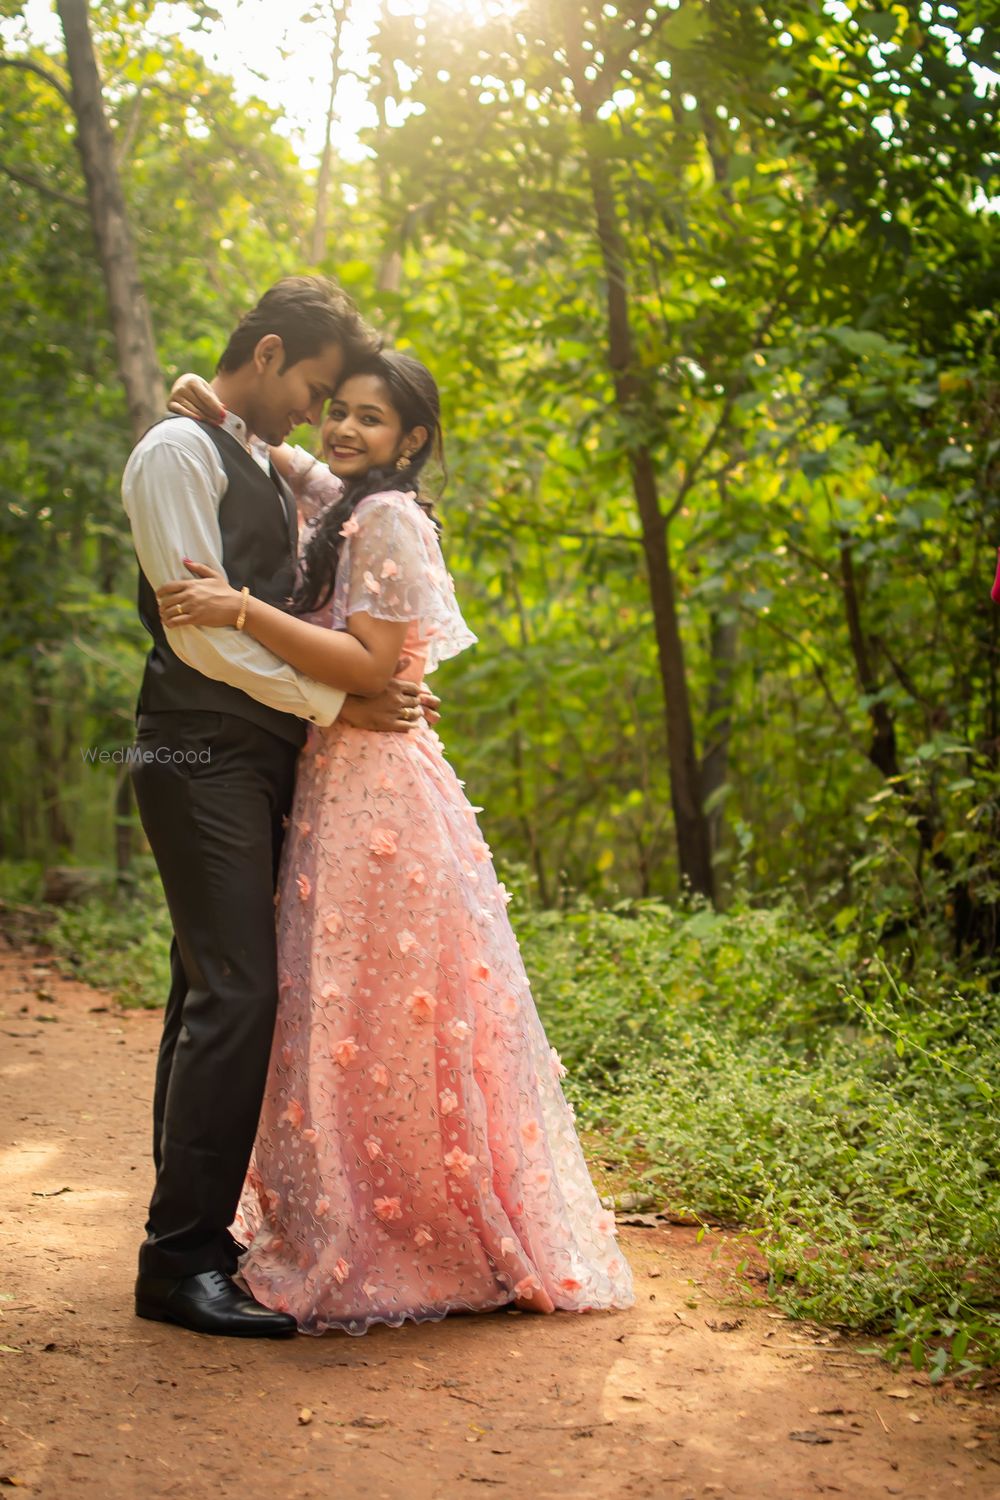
[1,936,997,1500]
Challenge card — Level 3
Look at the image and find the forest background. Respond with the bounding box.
[0,0,998,1377]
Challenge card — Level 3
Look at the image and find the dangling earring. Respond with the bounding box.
[395,452,410,471]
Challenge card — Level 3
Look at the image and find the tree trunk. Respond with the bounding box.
[114,768,133,890]
[371,9,406,303]
[563,12,714,901]
[629,448,715,899]
[702,612,739,861]
[56,0,164,440]
[309,3,345,265]
[838,532,979,950]
[311,125,336,268]
[56,0,161,875]
[507,552,550,905]
[838,535,900,780]
[28,655,73,857]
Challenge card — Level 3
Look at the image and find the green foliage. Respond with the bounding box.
[516,889,1000,1376]
[2,857,173,1006]
[351,0,1000,927]
[2,0,998,928]
[0,858,44,903]
[0,11,320,863]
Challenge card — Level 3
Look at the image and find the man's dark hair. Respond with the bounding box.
[217,275,381,374]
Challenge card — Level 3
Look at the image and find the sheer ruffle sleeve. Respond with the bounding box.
[332,491,477,672]
[282,445,345,523]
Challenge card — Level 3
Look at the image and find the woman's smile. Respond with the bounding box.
[321,372,410,475]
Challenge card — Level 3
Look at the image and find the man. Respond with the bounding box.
[123,276,424,1338]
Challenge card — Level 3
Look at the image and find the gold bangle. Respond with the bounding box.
[235,585,250,631]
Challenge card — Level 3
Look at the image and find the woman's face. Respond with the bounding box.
[321,374,409,480]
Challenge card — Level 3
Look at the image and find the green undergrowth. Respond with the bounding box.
[515,893,1000,1381]
[2,859,997,1377]
[0,859,171,1008]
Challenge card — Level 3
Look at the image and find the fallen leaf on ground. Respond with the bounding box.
[706,1319,744,1333]
[789,1430,833,1445]
[350,1416,388,1429]
[885,1389,913,1400]
[31,1187,72,1198]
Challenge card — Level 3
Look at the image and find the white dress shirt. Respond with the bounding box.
[121,412,345,726]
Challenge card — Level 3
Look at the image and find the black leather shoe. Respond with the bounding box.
[135,1269,297,1338]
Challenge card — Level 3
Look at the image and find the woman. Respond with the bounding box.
[159,351,634,1335]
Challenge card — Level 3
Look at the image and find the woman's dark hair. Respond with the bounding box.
[217,275,380,374]
[292,350,444,617]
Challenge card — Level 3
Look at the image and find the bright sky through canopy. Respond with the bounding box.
[12,0,521,166]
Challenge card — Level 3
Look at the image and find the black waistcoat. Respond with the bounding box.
[135,418,306,748]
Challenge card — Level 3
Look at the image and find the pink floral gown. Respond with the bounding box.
[235,459,635,1335]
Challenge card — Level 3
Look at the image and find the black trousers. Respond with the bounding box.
[130,710,299,1278]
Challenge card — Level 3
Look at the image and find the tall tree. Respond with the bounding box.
[55,0,164,438]
[556,0,715,900]
[305,0,349,266]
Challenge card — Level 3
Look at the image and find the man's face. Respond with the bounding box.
[249,338,345,446]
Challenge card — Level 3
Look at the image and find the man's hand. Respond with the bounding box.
[340,676,422,733]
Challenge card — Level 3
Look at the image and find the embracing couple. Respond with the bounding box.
[123,274,634,1339]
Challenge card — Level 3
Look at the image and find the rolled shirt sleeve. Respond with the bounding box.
[122,420,345,725]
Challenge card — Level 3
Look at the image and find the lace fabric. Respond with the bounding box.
[333,491,477,673]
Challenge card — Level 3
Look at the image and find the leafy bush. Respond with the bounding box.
[48,885,172,1009]
[0,858,171,1009]
[516,893,1000,1378]
[0,859,45,905]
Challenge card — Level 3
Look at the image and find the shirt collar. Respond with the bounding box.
[218,409,271,474]
[249,435,272,470]
[219,409,251,449]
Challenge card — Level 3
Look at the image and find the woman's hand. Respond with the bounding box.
[419,683,441,727]
[156,560,242,629]
[168,373,225,424]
